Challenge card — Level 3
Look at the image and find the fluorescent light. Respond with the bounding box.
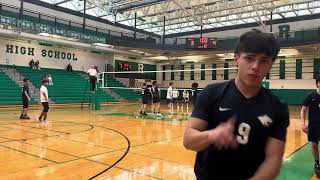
[147,56,168,60]
[278,48,300,56]
[92,43,114,48]
[178,55,209,61]
[216,53,234,59]
[38,33,78,42]
[38,32,50,36]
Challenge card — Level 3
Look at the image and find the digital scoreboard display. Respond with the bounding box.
[185,37,217,49]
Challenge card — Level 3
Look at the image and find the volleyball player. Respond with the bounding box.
[183,29,289,179]
[20,78,31,120]
[172,88,180,110]
[166,82,174,113]
[139,82,149,115]
[181,89,190,110]
[301,75,320,177]
[191,82,198,106]
[38,79,49,122]
[151,81,162,117]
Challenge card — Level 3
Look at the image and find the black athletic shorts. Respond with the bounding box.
[308,125,320,142]
[42,102,49,112]
[153,97,160,103]
[142,98,148,104]
[172,98,178,103]
[22,98,28,108]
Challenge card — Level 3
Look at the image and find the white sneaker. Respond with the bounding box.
[156,113,163,117]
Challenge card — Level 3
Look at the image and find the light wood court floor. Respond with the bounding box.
[0,104,308,179]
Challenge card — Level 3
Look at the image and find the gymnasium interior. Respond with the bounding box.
[0,0,320,179]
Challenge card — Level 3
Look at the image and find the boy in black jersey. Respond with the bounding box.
[20,78,31,119]
[151,81,162,117]
[183,29,289,180]
[191,82,199,106]
[139,82,149,115]
[301,75,320,177]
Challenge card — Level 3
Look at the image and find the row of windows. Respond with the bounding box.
[162,63,229,81]
[162,59,320,81]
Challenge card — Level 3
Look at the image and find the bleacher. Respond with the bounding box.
[0,71,37,105]
[106,76,140,101]
[15,66,118,104]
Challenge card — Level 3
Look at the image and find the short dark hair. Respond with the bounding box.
[316,75,320,84]
[152,81,157,85]
[192,82,198,88]
[42,79,49,84]
[169,82,173,86]
[143,82,147,86]
[23,78,29,82]
[234,29,280,61]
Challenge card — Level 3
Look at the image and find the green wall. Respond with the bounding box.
[270,89,314,105]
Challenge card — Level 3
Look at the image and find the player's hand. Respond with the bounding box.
[28,98,31,101]
[207,117,239,150]
[301,123,308,133]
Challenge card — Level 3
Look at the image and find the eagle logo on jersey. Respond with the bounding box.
[258,115,273,127]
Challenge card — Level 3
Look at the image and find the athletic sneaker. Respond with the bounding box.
[156,113,163,117]
[143,112,148,116]
[315,163,320,177]
[38,118,42,122]
[24,116,30,120]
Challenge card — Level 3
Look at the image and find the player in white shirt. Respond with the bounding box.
[47,74,53,85]
[172,88,180,110]
[166,82,174,113]
[181,89,190,110]
[38,79,49,122]
[87,65,98,91]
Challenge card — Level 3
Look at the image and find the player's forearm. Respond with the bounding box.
[249,156,282,180]
[300,108,306,123]
[183,127,211,152]
[24,92,30,100]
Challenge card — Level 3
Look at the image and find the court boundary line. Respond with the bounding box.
[0,120,189,179]
[283,141,309,160]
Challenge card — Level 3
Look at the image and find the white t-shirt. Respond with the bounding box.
[40,85,48,102]
[183,91,189,98]
[172,90,179,98]
[167,86,173,99]
[87,68,97,76]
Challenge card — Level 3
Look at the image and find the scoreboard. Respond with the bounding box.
[185,37,217,49]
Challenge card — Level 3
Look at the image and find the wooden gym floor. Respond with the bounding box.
[0,104,315,179]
